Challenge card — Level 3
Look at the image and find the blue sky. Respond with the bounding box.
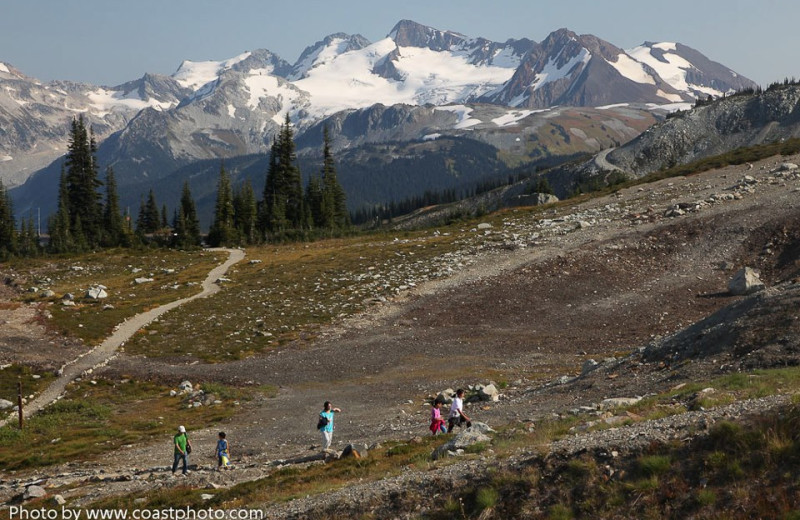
[0,0,793,87]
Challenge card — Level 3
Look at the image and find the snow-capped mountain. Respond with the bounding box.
[5,20,760,226]
[0,61,185,187]
[1,20,756,189]
[482,28,753,109]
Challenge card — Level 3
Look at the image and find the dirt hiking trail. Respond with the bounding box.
[0,248,244,428]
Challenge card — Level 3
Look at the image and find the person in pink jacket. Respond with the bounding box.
[429,398,447,435]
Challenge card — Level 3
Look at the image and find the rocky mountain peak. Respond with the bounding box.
[0,61,28,81]
[290,33,372,80]
[388,19,467,51]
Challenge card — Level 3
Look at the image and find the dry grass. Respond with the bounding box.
[0,376,267,470]
[121,231,472,362]
[10,248,220,345]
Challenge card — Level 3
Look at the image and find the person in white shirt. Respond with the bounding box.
[447,388,472,433]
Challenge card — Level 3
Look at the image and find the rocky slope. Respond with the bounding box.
[1,151,799,516]
[561,83,800,189]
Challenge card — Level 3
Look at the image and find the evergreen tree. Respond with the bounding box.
[261,138,287,235]
[261,115,304,235]
[535,177,554,195]
[233,179,258,245]
[141,189,160,234]
[48,166,74,254]
[0,181,16,259]
[172,207,187,248]
[207,162,237,246]
[161,204,169,230]
[65,115,103,247]
[102,166,127,247]
[71,214,89,252]
[320,125,349,229]
[305,174,324,228]
[178,181,201,246]
[17,216,40,257]
[279,115,304,229]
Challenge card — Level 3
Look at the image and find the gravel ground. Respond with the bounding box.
[2,155,800,512]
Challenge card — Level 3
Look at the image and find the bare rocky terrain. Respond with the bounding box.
[1,153,800,517]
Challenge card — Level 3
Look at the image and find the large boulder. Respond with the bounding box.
[86,286,108,299]
[24,485,47,500]
[476,384,499,402]
[432,424,492,460]
[436,389,455,404]
[728,267,765,296]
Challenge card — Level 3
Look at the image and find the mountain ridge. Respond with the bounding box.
[2,20,758,226]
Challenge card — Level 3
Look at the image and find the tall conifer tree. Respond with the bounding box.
[102,166,127,247]
[65,115,103,247]
[320,125,349,229]
[49,166,74,254]
[208,162,237,246]
[233,180,257,245]
[179,181,201,246]
[261,115,303,235]
[0,180,16,259]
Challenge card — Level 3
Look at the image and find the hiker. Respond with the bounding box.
[447,389,472,433]
[318,401,342,450]
[172,425,192,476]
[215,431,232,470]
[430,398,447,435]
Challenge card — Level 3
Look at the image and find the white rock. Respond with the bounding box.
[24,485,47,499]
[86,286,108,299]
[599,397,642,409]
[728,267,765,296]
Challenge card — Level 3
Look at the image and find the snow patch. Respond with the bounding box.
[596,103,630,110]
[423,133,441,141]
[627,43,727,98]
[0,63,9,74]
[0,155,12,162]
[652,42,677,52]
[532,48,591,91]
[491,109,548,127]
[172,52,252,91]
[87,88,174,116]
[629,45,693,92]
[227,104,236,118]
[608,53,655,85]
[292,37,515,118]
[290,37,354,80]
[645,101,694,112]
[656,89,684,103]
[490,46,523,68]
[435,105,481,129]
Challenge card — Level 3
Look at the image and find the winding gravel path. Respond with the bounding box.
[0,248,244,427]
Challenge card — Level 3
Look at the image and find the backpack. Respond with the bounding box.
[317,414,329,430]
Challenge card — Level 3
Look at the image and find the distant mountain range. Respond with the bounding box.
[1,20,757,226]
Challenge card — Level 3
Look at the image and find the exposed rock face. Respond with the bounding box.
[610,86,800,177]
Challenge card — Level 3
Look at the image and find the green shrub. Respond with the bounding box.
[696,489,717,507]
[475,486,499,511]
[636,455,672,477]
[548,504,574,520]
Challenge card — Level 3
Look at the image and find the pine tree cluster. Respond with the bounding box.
[207,118,349,246]
[0,114,352,258]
